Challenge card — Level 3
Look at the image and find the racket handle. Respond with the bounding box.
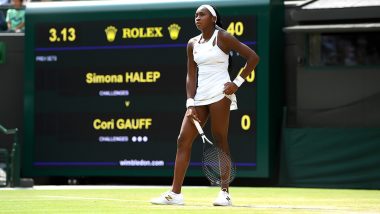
[192,119,204,135]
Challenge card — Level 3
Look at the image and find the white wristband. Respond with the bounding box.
[233,75,245,87]
[186,98,195,108]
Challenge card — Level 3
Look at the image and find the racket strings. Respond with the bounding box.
[202,145,236,186]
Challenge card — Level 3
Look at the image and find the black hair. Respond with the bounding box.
[213,6,223,28]
[211,5,233,73]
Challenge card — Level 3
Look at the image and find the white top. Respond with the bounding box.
[192,29,237,110]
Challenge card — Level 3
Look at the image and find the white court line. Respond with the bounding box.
[34,185,172,190]
[38,195,143,202]
[2,185,212,190]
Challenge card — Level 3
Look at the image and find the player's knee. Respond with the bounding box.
[211,131,227,144]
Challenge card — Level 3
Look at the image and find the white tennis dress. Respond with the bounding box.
[193,29,237,110]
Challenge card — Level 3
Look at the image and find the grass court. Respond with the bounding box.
[1,186,380,213]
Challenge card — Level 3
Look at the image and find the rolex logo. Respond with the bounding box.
[168,23,181,40]
[105,26,118,42]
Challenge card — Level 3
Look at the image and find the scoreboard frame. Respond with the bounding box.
[24,0,283,179]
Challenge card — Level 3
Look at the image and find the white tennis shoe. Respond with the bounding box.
[150,191,184,205]
[213,189,232,206]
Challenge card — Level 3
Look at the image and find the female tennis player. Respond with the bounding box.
[151,4,259,206]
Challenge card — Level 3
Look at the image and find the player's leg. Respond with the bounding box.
[209,97,233,206]
[172,105,209,193]
[151,105,209,205]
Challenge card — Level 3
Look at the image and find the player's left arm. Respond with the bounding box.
[217,30,259,94]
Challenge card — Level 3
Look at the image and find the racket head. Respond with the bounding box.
[201,142,236,186]
[192,119,236,186]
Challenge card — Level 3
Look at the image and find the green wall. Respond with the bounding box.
[280,128,380,189]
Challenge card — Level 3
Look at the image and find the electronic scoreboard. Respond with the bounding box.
[24,0,280,179]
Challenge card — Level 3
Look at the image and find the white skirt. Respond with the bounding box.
[194,93,238,111]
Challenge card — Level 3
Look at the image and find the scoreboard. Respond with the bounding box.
[24,0,279,179]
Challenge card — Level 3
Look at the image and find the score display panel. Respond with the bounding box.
[24,4,265,178]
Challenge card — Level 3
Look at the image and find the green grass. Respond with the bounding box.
[1,186,380,213]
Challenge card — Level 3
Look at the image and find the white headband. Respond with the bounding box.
[198,4,217,18]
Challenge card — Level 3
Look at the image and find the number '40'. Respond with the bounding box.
[227,22,244,36]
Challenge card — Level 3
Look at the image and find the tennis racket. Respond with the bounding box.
[192,119,236,186]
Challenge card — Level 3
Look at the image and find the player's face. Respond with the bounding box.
[194,7,215,30]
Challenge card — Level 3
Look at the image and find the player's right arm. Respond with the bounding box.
[186,38,197,100]
[186,37,200,122]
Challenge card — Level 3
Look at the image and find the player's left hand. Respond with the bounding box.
[223,82,238,95]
